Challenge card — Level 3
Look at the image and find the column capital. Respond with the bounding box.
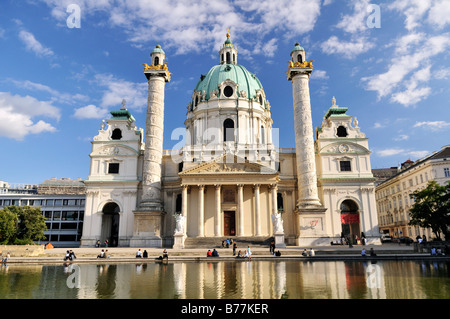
[237,184,244,189]
[214,184,222,190]
[198,184,205,190]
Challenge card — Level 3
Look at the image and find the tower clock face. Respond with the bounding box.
[339,144,349,153]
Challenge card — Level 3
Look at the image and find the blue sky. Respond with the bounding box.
[1,0,449,185]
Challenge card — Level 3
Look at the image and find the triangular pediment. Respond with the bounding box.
[180,154,277,175]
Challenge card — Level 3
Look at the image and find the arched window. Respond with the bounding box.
[277,193,284,212]
[260,125,266,144]
[337,126,348,137]
[233,54,236,63]
[223,119,235,142]
[111,128,122,140]
[176,194,182,213]
[154,56,159,66]
[297,54,303,63]
[226,52,231,64]
[195,96,199,107]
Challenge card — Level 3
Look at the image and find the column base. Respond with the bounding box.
[274,233,286,248]
[297,205,328,241]
[131,209,164,248]
[173,233,186,249]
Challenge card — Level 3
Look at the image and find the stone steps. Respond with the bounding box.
[184,236,273,249]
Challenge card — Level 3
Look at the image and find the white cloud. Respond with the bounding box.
[362,33,450,104]
[18,30,54,57]
[428,0,450,29]
[413,121,450,131]
[39,0,322,57]
[10,79,89,105]
[393,134,409,141]
[377,148,405,157]
[408,150,430,158]
[373,122,385,129]
[0,92,60,140]
[310,70,329,80]
[335,0,371,34]
[320,35,374,59]
[376,147,429,159]
[94,74,147,111]
[388,0,432,31]
[389,0,450,31]
[434,68,450,80]
[73,104,109,119]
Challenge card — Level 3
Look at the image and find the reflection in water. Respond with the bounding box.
[0,260,449,299]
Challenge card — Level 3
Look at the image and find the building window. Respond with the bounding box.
[340,160,351,172]
[336,126,348,137]
[223,119,235,142]
[277,193,284,212]
[111,128,122,140]
[224,85,234,97]
[108,163,120,174]
[445,167,450,177]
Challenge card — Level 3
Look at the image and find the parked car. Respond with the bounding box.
[398,236,414,244]
[381,234,392,243]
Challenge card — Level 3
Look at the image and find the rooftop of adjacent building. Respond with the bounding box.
[1,177,86,195]
[374,144,450,187]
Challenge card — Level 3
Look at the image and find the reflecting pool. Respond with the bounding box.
[0,260,449,299]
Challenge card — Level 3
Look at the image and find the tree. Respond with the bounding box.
[0,206,46,244]
[409,181,450,241]
[0,209,18,244]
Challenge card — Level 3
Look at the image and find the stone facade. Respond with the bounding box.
[81,36,381,247]
[375,145,450,240]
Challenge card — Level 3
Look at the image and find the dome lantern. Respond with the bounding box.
[219,29,238,65]
[290,42,306,64]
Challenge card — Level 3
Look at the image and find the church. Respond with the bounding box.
[80,32,380,248]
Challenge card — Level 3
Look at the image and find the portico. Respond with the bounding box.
[178,157,279,238]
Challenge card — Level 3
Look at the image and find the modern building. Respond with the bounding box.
[375,145,450,239]
[0,177,86,247]
[80,33,380,248]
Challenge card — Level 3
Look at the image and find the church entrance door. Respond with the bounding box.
[224,211,236,236]
[340,200,361,244]
[101,202,120,247]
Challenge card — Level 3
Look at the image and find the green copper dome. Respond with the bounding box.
[291,42,305,53]
[151,44,165,54]
[193,63,264,104]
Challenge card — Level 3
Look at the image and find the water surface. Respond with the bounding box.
[0,260,449,299]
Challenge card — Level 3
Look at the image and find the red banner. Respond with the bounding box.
[341,214,360,224]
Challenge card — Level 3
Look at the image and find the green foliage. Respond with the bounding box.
[0,209,18,244]
[409,181,450,240]
[0,206,46,245]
